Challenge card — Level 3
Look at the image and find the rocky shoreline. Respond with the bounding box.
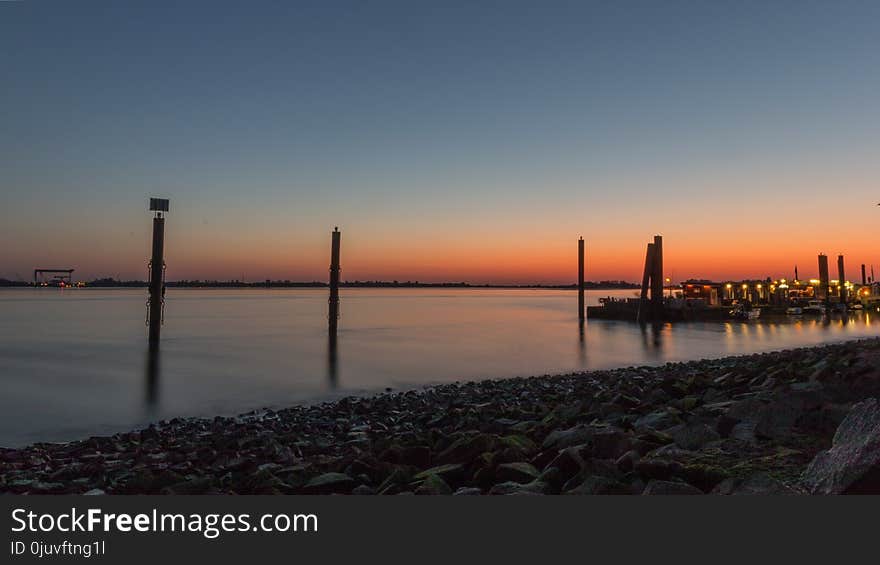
[3,338,880,495]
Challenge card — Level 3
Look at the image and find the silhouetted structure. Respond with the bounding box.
[147,198,169,348]
[33,268,74,286]
[838,255,847,307]
[862,264,868,286]
[637,243,655,324]
[818,254,830,305]
[636,235,664,323]
[578,237,585,320]
[328,227,341,387]
[651,235,664,320]
[328,227,341,329]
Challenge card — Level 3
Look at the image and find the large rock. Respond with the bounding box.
[488,480,548,495]
[414,474,452,495]
[802,398,880,494]
[412,463,465,483]
[670,422,720,450]
[642,480,703,495]
[590,426,633,459]
[564,476,630,495]
[496,462,540,484]
[634,410,679,431]
[712,473,797,495]
[302,472,356,494]
[542,425,594,451]
[437,433,499,464]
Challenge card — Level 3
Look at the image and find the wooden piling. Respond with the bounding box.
[329,227,341,333]
[637,243,655,324]
[578,237,585,320]
[651,235,664,319]
[148,214,165,348]
[818,254,830,304]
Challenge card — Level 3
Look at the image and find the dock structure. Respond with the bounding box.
[635,235,664,323]
[578,237,585,321]
[838,255,847,306]
[33,268,74,286]
[147,198,169,349]
[818,254,830,304]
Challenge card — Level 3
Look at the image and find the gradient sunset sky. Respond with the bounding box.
[2,1,879,284]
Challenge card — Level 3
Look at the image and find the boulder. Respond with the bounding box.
[634,410,679,431]
[488,480,548,495]
[437,433,498,464]
[453,487,483,496]
[642,480,703,495]
[414,474,452,495]
[564,476,630,495]
[670,422,720,450]
[802,398,880,494]
[635,458,684,481]
[302,472,356,494]
[496,462,541,484]
[543,446,586,483]
[542,425,594,451]
[590,426,633,459]
[412,463,465,483]
[712,473,797,495]
[615,450,640,473]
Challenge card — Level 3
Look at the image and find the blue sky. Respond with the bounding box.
[2,1,879,283]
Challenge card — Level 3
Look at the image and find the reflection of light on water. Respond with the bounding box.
[3,288,880,447]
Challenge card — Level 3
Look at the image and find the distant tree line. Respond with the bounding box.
[4,277,639,290]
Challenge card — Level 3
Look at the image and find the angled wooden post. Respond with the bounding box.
[637,243,655,324]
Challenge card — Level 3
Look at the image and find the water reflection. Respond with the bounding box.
[145,344,161,409]
[2,288,878,447]
[327,327,338,389]
[577,319,586,367]
[639,322,664,358]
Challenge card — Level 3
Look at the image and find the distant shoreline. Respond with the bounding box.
[0,281,640,290]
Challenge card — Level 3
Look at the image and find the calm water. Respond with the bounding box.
[1,287,878,447]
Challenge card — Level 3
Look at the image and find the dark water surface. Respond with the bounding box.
[1,288,878,447]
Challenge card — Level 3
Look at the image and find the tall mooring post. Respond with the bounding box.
[651,235,664,319]
[862,264,867,286]
[327,227,341,387]
[147,198,169,348]
[328,227,341,331]
[838,254,847,306]
[578,237,585,321]
[818,254,830,305]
